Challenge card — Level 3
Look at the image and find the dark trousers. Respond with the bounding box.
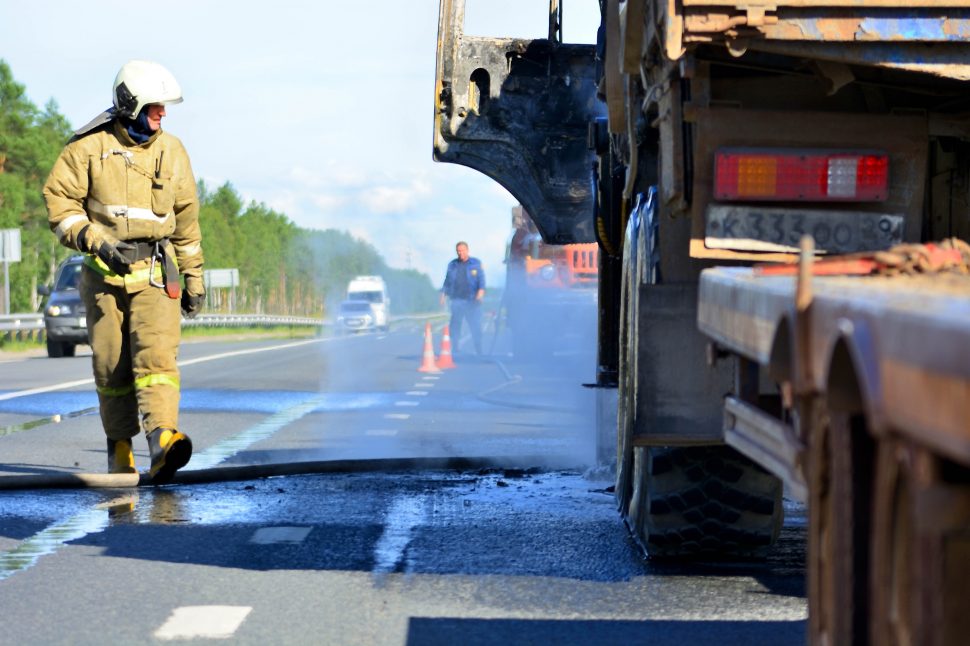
[449,298,482,355]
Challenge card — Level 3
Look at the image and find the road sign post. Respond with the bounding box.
[203,268,240,314]
[0,229,22,315]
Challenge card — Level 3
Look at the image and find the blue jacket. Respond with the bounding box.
[441,257,485,300]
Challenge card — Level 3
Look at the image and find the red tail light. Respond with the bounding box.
[715,149,888,202]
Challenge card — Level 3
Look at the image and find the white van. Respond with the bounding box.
[346,276,390,331]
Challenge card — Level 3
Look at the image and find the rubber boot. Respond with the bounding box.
[107,438,136,474]
[147,428,192,484]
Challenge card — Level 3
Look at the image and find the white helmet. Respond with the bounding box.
[112,60,183,119]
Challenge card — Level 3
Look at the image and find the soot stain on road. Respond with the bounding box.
[1,469,805,589]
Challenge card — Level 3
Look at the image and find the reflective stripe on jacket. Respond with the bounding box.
[43,120,204,290]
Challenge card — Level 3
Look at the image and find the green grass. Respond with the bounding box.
[180,325,322,340]
[0,337,44,352]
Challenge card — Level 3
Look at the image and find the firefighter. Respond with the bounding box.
[43,60,205,483]
[440,241,486,355]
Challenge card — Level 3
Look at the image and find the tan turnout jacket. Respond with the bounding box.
[43,120,203,291]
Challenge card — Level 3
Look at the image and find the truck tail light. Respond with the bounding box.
[714,149,888,202]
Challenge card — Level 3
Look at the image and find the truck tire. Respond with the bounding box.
[628,445,783,558]
[808,409,873,646]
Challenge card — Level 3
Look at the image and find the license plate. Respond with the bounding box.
[705,205,904,254]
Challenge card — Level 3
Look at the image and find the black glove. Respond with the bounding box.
[97,239,136,276]
[181,276,205,318]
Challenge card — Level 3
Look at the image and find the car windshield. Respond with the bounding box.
[349,291,382,303]
[341,302,372,313]
[54,262,82,291]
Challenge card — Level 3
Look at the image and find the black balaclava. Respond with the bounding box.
[125,108,154,144]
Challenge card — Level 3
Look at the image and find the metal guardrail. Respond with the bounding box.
[0,313,326,343]
[181,314,325,328]
[0,313,325,332]
[0,314,44,333]
[0,312,444,342]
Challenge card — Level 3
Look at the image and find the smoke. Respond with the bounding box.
[288,230,601,473]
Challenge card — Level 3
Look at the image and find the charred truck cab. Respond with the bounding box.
[436,2,970,644]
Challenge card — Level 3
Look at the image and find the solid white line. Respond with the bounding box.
[249,527,312,545]
[177,338,326,367]
[0,377,95,402]
[0,338,327,402]
[154,606,252,640]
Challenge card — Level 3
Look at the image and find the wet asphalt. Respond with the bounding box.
[0,313,807,645]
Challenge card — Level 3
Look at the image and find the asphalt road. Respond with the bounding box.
[0,314,807,645]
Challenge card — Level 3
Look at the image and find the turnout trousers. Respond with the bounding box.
[80,265,182,440]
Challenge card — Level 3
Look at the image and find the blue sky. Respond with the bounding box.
[1,1,599,289]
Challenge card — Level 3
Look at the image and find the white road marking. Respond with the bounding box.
[177,338,326,367]
[0,377,95,402]
[394,401,419,407]
[373,495,427,575]
[0,505,108,581]
[365,429,398,437]
[384,413,410,420]
[190,394,326,470]
[249,526,312,544]
[0,338,327,402]
[0,395,325,580]
[413,383,434,389]
[154,606,252,640]
[405,391,428,396]
[421,376,440,381]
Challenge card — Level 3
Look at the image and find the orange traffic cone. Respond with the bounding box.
[418,322,441,373]
[436,325,457,369]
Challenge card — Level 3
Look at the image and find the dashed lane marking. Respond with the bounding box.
[413,383,434,388]
[405,391,428,396]
[154,606,252,641]
[394,401,419,407]
[384,413,410,420]
[249,527,312,545]
[365,429,398,437]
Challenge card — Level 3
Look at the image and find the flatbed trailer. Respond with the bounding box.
[698,258,970,645]
[434,1,970,643]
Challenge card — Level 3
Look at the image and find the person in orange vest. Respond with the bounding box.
[43,60,204,483]
[440,241,486,356]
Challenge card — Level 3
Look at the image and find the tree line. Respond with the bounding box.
[0,60,439,317]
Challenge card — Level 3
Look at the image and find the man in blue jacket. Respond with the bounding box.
[440,241,486,355]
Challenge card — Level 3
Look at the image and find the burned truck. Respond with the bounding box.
[434,2,970,644]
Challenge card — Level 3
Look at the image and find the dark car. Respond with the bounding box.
[38,255,87,358]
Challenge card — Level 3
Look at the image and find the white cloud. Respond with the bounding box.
[311,193,349,212]
[358,178,433,214]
